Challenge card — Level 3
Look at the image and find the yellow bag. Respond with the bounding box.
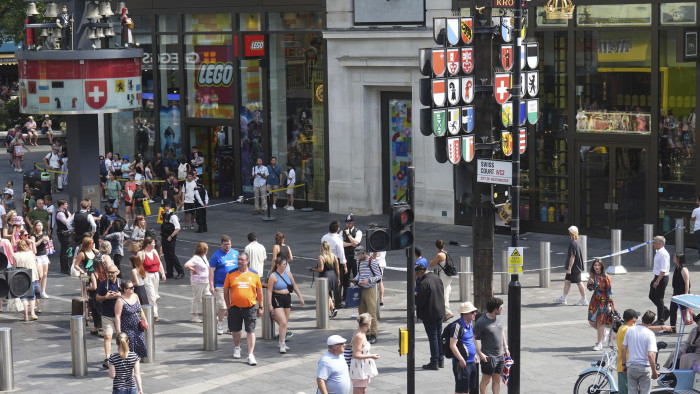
[156,207,165,224]
[142,200,151,216]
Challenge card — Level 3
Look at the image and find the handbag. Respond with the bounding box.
[127,241,142,253]
[70,260,82,277]
[142,200,151,216]
[139,312,149,331]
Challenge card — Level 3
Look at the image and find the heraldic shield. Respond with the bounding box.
[527,98,539,125]
[519,101,526,126]
[462,135,475,162]
[432,48,446,77]
[501,102,513,127]
[447,48,460,76]
[461,106,474,133]
[460,17,473,45]
[519,128,527,154]
[527,42,539,69]
[447,78,460,106]
[502,131,513,156]
[433,18,446,46]
[433,109,446,136]
[447,107,460,136]
[494,73,511,105]
[527,71,539,97]
[446,18,460,46]
[500,16,512,43]
[432,79,446,107]
[461,47,474,74]
[447,136,461,164]
[461,76,474,105]
[501,44,513,71]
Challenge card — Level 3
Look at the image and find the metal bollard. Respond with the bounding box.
[676,218,685,256]
[375,285,381,320]
[459,256,470,302]
[539,241,550,288]
[142,305,155,363]
[501,251,508,295]
[262,288,275,340]
[0,327,13,391]
[607,229,627,274]
[580,235,588,272]
[70,315,87,377]
[202,295,217,351]
[316,278,330,329]
[644,224,654,268]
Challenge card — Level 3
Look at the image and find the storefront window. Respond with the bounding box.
[658,30,697,232]
[240,13,261,31]
[184,34,235,118]
[661,3,697,25]
[269,32,325,202]
[268,12,322,30]
[240,59,263,197]
[157,14,178,32]
[111,34,155,158]
[185,13,232,32]
[576,4,652,27]
[158,35,182,158]
[130,15,151,34]
[188,125,235,197]
[575,30,651,134]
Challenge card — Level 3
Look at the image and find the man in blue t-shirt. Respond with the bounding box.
[266,156,283,210]
[450,302,480,394]
[209,234,239,335]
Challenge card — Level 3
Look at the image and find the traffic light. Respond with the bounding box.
[366,225,391,252]
[390,203,414,249]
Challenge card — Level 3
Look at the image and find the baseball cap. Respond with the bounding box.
[44,114,49,118]
[327,335,346,346]
[345,213,355,223]
[622,309,639,322]
[123,155,129,160]
[568,225,579,234]
[415,264,427,272]
[354,245,366,259]
[3,188,13,196]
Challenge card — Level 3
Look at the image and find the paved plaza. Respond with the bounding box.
[0,147,693,393]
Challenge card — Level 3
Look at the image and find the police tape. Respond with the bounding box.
[32,163,187,182]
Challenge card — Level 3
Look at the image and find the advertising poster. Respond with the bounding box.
[388,99,413,202]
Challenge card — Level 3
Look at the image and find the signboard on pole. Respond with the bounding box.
[508,247,523,273]
[477,159,512,185]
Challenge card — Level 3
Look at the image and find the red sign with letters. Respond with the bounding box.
[244,34,266,58]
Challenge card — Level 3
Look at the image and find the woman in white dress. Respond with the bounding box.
[350,313,379,394]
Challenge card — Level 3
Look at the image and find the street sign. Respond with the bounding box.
[493,0,516,7]
[508,247,523,273]
[477,159,512,185]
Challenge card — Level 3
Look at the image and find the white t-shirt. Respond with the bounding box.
[252,165,269,188]
[183,180,197,203]
[0,204,5,228]
[374,251,387,269]
[104,158,113,173]
[244,241,267,274]
[287,168,296,185]
[134,173,145,185]
[692,207,700,232]
[45,152,61,168]
[321,232,346,265]
[653,247,670,276]
[622,324,657,366]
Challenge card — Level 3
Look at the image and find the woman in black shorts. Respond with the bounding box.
[267,257,304,354]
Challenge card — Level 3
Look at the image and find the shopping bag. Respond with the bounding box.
[345,286,362,308]
[46,239,56,255]
[143,200,151,216]
[685,307,694,325]
[156,207,165,224]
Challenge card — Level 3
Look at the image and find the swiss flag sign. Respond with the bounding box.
[85,80,108,109]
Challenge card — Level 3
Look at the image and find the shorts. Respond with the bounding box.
[21,280,40,301]
[36,254,50,266]
[453,360,477,393]
[108,199,119,209]
[184,202,196,212]
[228,305,258,333]
[286,183,295,195]
[214,287,227,310]
[480,354,505,375]
[565,271,582,283]
[272,292,292,309]
[102,316,116,335]
[267,184,279,194]
[352,378,370,388]
[124,200,133,209]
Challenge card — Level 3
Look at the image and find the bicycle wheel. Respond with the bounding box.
[573,371,613,394]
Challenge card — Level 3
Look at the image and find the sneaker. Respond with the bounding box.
[592,342,602,351]
[331,309,338,318]
[574,298,588,306]
[552,296,566,305]
[102,358,109,369]
[272,204,277,210]
[285,331,294,341]
[279,343,287,354]
[41,292,49,299]
[693,259,700,266]
[217,321,224,335]
[288,206,294,211]
[34,308,41,314]
[247,354,257,366]
[233,346,241,359]
[191,317,203,323]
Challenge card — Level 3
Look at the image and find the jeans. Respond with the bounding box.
[423,319,444,364]
[112,388,137,394]
[626,364,651,394]
[695,229,700,261]
[648,275,669,320]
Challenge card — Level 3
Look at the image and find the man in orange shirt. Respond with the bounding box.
[224,252,263,365]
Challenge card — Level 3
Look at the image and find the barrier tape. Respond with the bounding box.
[383,264,567,275]
[32,162,186,182]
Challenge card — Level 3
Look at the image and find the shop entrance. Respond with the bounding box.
[577,143,649,237]
[188,125,236,198]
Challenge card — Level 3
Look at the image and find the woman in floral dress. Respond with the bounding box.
[115,280,147,358]
[587,259,615,351]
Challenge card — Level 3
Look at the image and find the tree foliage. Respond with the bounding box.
[0,0,41,44]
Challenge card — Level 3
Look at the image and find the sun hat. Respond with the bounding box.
[459,302,477,314]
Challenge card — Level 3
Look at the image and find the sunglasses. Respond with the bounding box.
[108,271,118,274]
[124,286,134,290]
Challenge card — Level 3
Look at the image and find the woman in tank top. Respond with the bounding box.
[311,241,340,318]
[137,237,165,321]
[271,231,293,272]
[267,257,304,354]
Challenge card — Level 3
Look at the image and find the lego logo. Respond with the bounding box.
[250,41,264,50]
[197,62,234,87]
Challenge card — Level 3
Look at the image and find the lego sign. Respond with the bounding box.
[244,34,266,58]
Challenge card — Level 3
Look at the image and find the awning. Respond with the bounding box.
[0,54,16,66]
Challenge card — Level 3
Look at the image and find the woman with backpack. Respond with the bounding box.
[429,239,453,321]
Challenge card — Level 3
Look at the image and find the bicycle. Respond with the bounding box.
[573,333,619,394]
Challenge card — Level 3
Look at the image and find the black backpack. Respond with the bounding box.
[441,319,467,359]
[438,252,458,276]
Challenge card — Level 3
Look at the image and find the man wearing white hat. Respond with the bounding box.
[317,335,351,394]
[553,225,587,306]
